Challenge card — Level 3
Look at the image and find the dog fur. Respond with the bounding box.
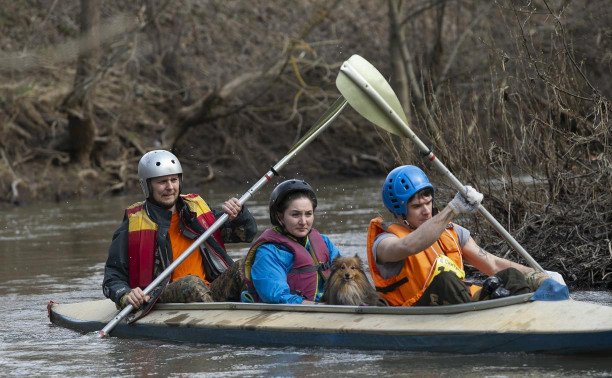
[321,254,388,306]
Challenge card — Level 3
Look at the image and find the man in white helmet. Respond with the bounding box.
[103,150,257,313]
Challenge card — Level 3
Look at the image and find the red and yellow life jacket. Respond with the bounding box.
[366,217,477,306]
[126,194,223,289]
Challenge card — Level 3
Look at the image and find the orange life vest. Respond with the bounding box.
[126,194,223,288]
[367,217,470,306]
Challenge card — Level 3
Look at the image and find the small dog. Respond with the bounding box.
[321,254,388,306]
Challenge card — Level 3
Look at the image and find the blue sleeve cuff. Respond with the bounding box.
[321,234,343,261]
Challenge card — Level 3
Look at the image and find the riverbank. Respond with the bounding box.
[0,1,609,290]
[1,175,609,292]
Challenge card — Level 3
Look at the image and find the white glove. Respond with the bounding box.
[448,186,483,214]
[545,270,566,286]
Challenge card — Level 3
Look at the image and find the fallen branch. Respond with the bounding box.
[11,178,22,204]
[1,147,24,204]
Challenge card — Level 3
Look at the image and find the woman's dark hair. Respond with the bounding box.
[277,191,314,214]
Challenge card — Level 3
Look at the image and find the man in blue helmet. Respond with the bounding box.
[103,150,257,314]
[366,165,556,306]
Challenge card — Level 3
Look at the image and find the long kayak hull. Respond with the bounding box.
[48,295,612,354]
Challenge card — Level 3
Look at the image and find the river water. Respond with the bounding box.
[1,177,611,377]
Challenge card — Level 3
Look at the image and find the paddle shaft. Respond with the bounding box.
[99,98,349,337]
[340,61,544,272]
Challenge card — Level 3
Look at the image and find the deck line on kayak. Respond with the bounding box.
[152,293,534,315]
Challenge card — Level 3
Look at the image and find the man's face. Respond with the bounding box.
[403,193,433,228]
[150,174,180,210]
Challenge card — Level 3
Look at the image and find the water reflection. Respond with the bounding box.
[1,177,611,376]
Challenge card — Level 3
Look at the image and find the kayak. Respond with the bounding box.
[48,288,612,354]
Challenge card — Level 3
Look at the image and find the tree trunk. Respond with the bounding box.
[429,1,446,83]
[387,0,449,161]
[388,0,411,120]
[64,0,100,166]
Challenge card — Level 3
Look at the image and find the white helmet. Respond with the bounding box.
[138,150,183,198]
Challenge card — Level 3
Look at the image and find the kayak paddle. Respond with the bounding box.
[336,54,544,272]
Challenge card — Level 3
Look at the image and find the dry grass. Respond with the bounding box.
[386,0,611,289]
[0,1,610,288]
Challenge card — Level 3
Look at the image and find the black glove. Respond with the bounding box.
[482,276,510,299]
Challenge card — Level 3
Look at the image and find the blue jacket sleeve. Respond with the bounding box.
[321,234,342,262]
[250,243,304,304]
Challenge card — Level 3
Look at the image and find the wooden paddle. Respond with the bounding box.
[98,96,348,337]
[336,54,544,272]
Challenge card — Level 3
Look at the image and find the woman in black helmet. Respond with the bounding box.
[242,179,343,304]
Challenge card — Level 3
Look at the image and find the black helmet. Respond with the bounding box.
[269,179,317,226]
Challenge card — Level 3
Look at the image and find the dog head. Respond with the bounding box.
[330,254,365,281]
[323,254,388,306]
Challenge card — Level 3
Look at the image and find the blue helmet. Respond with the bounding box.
[382,165,434,216]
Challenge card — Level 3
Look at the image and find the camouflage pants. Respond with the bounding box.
[158,259,246,303]
[158,275,214,303]
[415,271,473,306]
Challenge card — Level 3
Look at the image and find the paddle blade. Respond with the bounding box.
[336,54,408,137]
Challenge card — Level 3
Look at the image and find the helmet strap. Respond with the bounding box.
[402,216,416,229]
[275,212,284,228]
[146,179,153,200]
[275,217,311,245]
[145,177,180,210]
[148,196,177,210]
[277,225,309,247]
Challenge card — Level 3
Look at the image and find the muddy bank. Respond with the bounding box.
[0,1,610,290]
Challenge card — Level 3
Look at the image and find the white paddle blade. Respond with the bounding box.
[336,54,408,137]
